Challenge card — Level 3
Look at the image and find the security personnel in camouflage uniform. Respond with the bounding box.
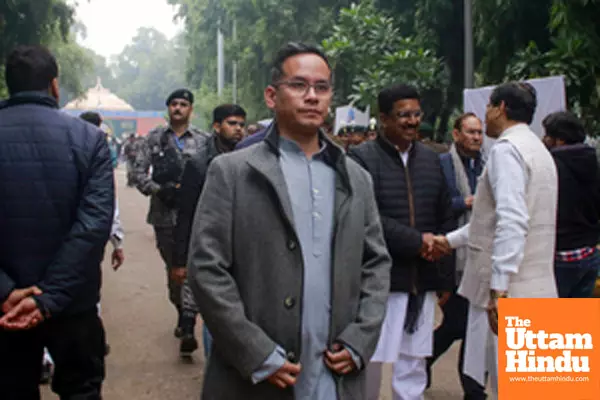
[133,89,209,338]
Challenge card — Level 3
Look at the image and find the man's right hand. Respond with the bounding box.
[267,361,302,389]
[465,196,474,209]
[420,233,438,261]
[171,267,187,285]
[1,286,42,314]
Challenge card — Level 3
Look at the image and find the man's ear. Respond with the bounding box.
[212,122,221,133]
[452,129,461,143]
[50,77,59,102]
[264,85,277,110]
[379,113,389,131]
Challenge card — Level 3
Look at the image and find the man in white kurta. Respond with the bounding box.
[439,82,558,397]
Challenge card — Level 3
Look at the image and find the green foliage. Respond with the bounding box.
[107,28,188,110]
[49,33,94,104]
[169,0,353,121]
[503,0,600,134]
[322,1,448,114]
[0,0,87,97]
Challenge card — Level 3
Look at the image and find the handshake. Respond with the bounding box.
[420,233,453,262]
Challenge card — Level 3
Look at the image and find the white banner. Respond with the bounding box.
[334,105,371,136]
[463,76,566,156]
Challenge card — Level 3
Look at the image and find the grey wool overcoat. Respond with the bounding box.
[188,125,392,400]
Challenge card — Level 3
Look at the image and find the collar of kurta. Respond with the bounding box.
[499,123,530,139]
[263,120,351,189]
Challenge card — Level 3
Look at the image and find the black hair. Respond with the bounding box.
[490,82,537,124]
[542,111,586,144]
[453,112,480,131]
[270,42,331,84]
[80,111,102,127]
[378,84,420,115]
[213,104,247,124]
[5,45,59,95]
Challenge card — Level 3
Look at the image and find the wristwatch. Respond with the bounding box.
[490,290,509,300]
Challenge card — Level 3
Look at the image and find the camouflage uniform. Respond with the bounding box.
[133,125,209,311]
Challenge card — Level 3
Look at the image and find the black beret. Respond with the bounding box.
[166,89,194,106]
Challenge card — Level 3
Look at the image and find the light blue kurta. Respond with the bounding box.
[279,138,337,400]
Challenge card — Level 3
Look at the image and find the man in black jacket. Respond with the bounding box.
[542,111,600,298]
[0,46,114,400]
[348,84,455,400]
[173,104,246,357]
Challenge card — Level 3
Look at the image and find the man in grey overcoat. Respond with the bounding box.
[188,42,392,400]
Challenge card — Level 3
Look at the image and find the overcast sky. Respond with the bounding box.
[70,0,184,58]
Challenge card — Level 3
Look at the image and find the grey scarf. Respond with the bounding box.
[449,144,473,281]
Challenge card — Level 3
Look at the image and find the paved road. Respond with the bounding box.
[43,167,465,399]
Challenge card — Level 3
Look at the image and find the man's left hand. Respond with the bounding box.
[324,343,356,375]
[1,286,42,314]
[112,249,125,270]
[487,291,506,336]
[0,297,44,331]
[437,291,452,307]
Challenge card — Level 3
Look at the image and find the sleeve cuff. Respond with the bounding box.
[0,279,15,305]
[447,225,469,249]
[250,346,286,384]
[491,272,511,292]
[344,344,363,370]
[110,236,123,250]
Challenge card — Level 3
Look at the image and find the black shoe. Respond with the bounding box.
[40,362,53,385]
[174,327,184,339]
[180,335,198,357]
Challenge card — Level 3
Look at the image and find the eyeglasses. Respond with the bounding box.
[225,120,246,128]
[275,80,332,97]
[395,110,424,120]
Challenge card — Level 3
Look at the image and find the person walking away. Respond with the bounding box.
[0,45,114,400]
[542,111,600,298]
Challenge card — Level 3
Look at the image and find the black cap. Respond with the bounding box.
[166,89,194,106]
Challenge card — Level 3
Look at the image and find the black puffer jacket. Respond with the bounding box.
[0,92,114,317]
[349,135,456,293]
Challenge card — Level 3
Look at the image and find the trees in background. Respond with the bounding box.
[2,1,600,135]
[169,0,600,136]
[0,0,86,98]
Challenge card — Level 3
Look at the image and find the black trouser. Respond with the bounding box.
[0,309,106,400]
[428,292,486,400]
[154,226,181,310]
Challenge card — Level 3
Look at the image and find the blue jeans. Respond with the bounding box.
[554,251,600,298]
[203,324,213,361]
